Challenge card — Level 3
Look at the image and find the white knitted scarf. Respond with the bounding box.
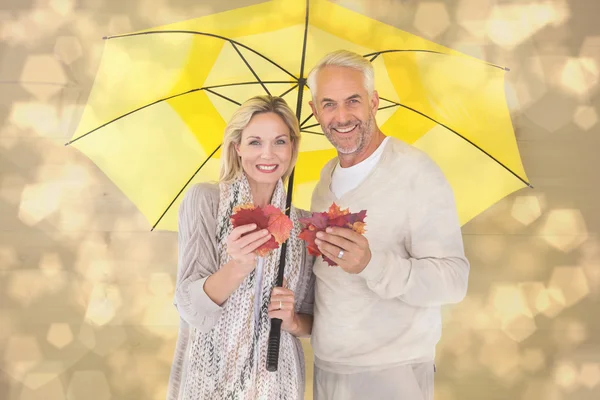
[181,174,304,399]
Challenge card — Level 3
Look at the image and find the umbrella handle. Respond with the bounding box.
[266,169,295,372]
[266,318,282,371]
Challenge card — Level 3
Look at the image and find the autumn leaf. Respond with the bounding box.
[231,203,293,256]
[299,211,329,230]
[299,228,320,257]
[264,205,293,244]
[344,209,367,226]
[232,203,256,214]
[255,235,279,257]
[350,221,366,234]
[261,204,281,218]
[327,203,350,219]
[298,202,367,265]
[328,215,349,228]
[231,206,269,230]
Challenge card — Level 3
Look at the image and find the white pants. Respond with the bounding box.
[314,362,435,400]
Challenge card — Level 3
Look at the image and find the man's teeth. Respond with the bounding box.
[257,165,277,171]
[335,125,356,133]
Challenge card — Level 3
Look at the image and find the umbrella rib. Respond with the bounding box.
[65,87,201,145]
[230,42,271,96]
[205,80,293,90]
[299,113,314,128]
[151,144,222,231]
[203,88,242,106]
[300,129,324,136]
[365,50,509,71]
[66,83,290,145]
[302,122,320,130]
[379,97,532,188]
[105,30,299,80]
[279,83,298,98]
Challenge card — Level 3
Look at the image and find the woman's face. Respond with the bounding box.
[235,112,293,188]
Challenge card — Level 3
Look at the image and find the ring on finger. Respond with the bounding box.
[279,301,283,310]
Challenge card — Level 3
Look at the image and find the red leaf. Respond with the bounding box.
[345,209,367,225]
[298,202,368,265]
[231,205,268,230]
[328,215,349,228]
[299,228,320,256]
[255,235,279,257]
[262,204,281,218]
[231,203,293,256]
[299,211,329,230]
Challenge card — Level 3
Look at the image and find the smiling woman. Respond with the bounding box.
[168,95,316,400]
[234,112,294,207]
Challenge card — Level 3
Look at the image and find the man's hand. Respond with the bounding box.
[315,227,371,274]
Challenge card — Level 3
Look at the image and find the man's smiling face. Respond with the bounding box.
[309,65,378,155]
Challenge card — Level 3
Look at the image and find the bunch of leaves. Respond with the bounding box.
[298,203,367,265]
[231,203,293,256]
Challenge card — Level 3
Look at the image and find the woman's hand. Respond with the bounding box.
[226,223,272,277]
[268,286,299,333]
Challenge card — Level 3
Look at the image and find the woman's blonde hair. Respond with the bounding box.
[219,95,301,183]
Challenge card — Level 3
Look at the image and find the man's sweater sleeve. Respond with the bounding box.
[357,159,470,306]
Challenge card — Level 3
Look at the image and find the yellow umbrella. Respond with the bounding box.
[68,0,531,232]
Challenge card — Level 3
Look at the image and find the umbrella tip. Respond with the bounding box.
[505,66,511,72]
[102,36,108,40]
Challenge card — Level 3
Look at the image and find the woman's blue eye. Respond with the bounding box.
[249,140,260,145]
[276,139,287,145]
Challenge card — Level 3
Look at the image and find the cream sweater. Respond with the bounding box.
[310,137,470,373]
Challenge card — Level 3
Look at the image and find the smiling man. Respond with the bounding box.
[305,50,470,400]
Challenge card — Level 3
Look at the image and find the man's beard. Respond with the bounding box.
[323,115,374,155]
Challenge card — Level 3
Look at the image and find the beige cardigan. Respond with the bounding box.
[167,183,316,399]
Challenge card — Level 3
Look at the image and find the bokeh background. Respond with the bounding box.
[1,0,599,399]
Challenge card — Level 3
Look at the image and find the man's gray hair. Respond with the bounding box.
[306,50,375,98]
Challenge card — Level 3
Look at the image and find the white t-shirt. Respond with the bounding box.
[330,137,391,199]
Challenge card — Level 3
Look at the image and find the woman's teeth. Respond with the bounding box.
[257,165,277,171]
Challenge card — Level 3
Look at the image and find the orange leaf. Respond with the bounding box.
[266,211,293,244]
[351,221,366,234]
[327,202,350,219]
[231,203,292,257]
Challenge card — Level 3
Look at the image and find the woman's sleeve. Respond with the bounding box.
[173,183,224,332]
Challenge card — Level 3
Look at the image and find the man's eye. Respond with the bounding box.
[324,103,333,108]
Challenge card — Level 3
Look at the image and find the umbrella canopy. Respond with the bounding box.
[69,0,531,231]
